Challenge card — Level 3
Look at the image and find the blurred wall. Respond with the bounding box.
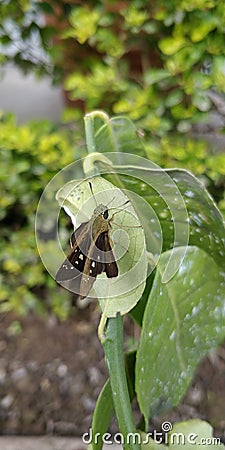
[0,65,64,123]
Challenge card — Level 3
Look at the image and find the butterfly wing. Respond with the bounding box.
[97,231,118,278]
[55,221,90,283]
[56,222,119,299]
[79,231,118,299]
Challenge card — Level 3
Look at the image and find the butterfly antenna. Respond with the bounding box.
[88,182,98,206]
[106,196,116,207]
[109,199,130,211]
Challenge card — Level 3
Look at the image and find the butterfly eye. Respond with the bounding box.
[103,209,109,219]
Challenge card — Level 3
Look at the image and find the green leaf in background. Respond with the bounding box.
[94,116,147,157]
[90,379,114,450]
[159,36,187,55]
[68,6,100,43]
[190,16,218,42]
[56,176,147,316]
[136,246,225,424]
[130,274,155,327]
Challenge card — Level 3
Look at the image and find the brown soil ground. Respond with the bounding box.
[0,307,224,442]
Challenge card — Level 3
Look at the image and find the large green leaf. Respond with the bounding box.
[167,169,225,269]
[103,164,225,271]
[136,246,225,424]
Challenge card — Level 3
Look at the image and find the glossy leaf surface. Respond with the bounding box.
[136,246,225,423]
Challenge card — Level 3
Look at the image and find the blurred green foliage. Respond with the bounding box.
[145,137,225,213]
[1,0,225,135]
[0,112,80,317]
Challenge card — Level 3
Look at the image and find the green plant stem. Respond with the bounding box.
[84,111,110,154]
[84,114,96,154]
[102,314,141,450]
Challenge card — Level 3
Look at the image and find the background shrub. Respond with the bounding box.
[1,0,225,135]
[0,113,81,317]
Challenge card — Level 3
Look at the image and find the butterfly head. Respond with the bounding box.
[93,204,109,220]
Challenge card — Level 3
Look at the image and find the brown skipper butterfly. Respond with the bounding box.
[56,182,129,299]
